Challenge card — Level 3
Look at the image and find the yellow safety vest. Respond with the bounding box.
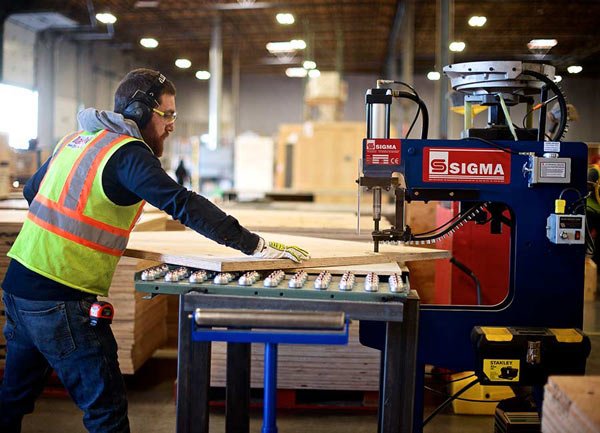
[8,129,146,296]
[588,164,600,214]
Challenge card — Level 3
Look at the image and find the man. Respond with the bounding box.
[0,68,309,433]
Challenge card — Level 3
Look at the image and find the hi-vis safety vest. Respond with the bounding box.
[588,164,600,214]
[8,129,146,296]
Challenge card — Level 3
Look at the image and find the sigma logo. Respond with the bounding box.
[366,139,397,151]
[424,147,511,184]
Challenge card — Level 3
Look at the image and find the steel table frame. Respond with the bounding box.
[175,290,419,433]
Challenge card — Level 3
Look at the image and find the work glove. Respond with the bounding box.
[252,237,310,263]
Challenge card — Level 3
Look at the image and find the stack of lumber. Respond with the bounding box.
[0,210,29,368]
[210,323,379,390]
[105,257,165,374]
[0,209,167,374]
[542,376,600,433]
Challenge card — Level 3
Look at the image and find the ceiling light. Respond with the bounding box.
[290,39,306,49]
[308,69,320,78]
[134,1,160,7]
[553,75,562,83]
[303,60,316,70]
[266,42,294,53]
[140,38,159,48]
[567,65,582,74]
[527,39,558,50]
[468,16,486,27]
[449,41,466,52]
[276,13,295,25]
[285,67,307,78]
[427,71,441,81]
[266,39,306,54]
[175,58,192,69]
[195,70,211,80]
[95,13,117,24]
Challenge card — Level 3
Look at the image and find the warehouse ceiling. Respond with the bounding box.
[5,0,600,78]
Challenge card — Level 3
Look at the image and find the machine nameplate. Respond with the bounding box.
[423,147,511,184]
[364,138,401,165]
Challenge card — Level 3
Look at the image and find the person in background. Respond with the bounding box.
[587,155,600,266]
[0,68,309,433]
[175,159,190,186]
[547,102,579,136]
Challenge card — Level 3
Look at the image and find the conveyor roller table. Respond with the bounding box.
[135,267,420,433]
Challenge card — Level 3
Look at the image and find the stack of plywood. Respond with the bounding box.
[105,257,165,374]
[209,323,380,390]
[0,209,168,374]
[0,210,29,368]
[542,375,600,433]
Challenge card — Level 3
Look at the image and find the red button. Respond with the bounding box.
[575,231,581,240]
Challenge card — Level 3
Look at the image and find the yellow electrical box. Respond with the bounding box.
[449,371,515,415]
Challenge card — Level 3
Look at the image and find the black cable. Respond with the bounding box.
[425,372,476,383]
[386,81,428,139]
[393,90,429,139]
[521,95,558,129]
[460,136,521,155]
[450,257,482,305]
[521,69,568,141]
[424,386,504,403]
[423,378,480,426]
[406,105,421,139]
[413,203,478,236]
[410,203,486,242]
[559,187,583,201]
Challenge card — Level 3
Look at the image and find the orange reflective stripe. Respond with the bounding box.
[40,131,82,190]
[27,212,123,256]
[128,201,147,231]
[76,134,125,213]
[35,194,130,237]
[58,130,109,206]
[54,131,83,157]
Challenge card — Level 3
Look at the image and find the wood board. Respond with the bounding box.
[124,230,450,272]
[542,375,600,433]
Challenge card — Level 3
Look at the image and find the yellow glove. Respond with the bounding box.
[252,238,310,263]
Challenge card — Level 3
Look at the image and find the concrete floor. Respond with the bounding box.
[17,299,600,433]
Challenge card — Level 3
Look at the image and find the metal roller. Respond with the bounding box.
[193,308,346,330]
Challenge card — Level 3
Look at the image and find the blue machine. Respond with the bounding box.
[357,61,589,432]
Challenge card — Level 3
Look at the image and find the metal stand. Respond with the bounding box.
[175,291,419,433]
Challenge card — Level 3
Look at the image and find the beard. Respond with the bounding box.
[143,129,168,157]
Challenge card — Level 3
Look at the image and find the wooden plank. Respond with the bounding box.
[542,376,600,433]
[124,231,450,272]
[133,213,167,232]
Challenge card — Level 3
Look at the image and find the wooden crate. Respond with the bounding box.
[542,375,600,433]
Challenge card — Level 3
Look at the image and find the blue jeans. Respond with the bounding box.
[0,293,130,433]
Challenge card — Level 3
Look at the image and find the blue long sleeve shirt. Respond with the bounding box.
[3,140,260,300]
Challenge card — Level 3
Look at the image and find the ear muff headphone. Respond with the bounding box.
[122,72,167,129]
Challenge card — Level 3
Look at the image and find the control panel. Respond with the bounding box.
[546,214,586,244]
